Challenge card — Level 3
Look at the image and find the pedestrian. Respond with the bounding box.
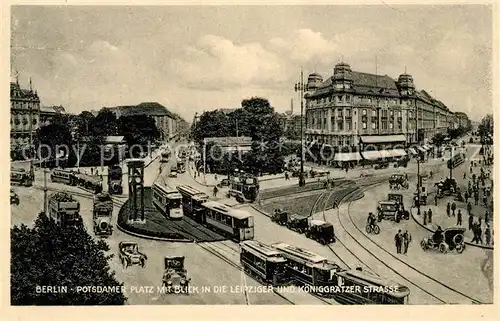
[463,172,466,179]
[457,210,462,226]
[213,185,218,197]
[395,230,403,254]
[474,193,479,206]
[214,174,218,181]
[485,224,491,245]
[446,202,451,217]
[434,194,438,206]
[402,230,412,254]
[468,213,474,230]
[485,211,489,223]
[477,224,483,245]
[472,223,479,243]
[428,208,432,223]
[451,202,456,216]
[423,210,427,225]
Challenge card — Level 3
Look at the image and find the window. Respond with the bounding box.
[390,110,394,116]
[389,122,393,129]
[347,121,352,131]
[371,122,376,130]
[362,109,367,116]
[354,122,357,130]
[372,110,377,117]
[346,109,351,117]
[398,111,402,118]
[346,95,351,102]
[362,122,367,129]
[338,121,344,131]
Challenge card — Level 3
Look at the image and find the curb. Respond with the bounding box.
[116,222,193,243]
[409,207,493,250]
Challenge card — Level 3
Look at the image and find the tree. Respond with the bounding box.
[34,114,73,167]
[431,132,447,147]
[118,115,160,153]
[11,212,126,305]
[478,114,493,144]
[91,108,119,138]
[191,110,230,146]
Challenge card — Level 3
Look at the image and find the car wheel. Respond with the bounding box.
[456,243,465,254]
[439,243,448,254]
[420,240,427,250]
[365,225,372,234]
[373,225,380,234]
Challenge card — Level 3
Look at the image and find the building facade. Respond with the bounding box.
[110,102,183,140]
[10,80,40,152]
[454,112,471,129]
[304,62,462,150]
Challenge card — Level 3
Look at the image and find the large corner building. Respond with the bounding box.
[304,62,465,152]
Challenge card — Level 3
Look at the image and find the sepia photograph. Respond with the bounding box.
[7,4,494,309]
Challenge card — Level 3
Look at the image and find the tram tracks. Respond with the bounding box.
[332,182,483,304]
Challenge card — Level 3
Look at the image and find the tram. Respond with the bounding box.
[11,168,33,187]
[271,242,340,291]
[227,173,259,203]
[201,201,254,241]
[176,184,209,223]
[50,169,78,186]
[240,240,287,285]
[447,152,466,169]
[107,165,123,195]
[152,182,183,219]
[334,269,410,304]
[75,173,103,194]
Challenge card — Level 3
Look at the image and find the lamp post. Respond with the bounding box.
[294,69,308,187]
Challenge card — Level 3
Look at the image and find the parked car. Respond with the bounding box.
[286,214,308,233]
[271,209,289,226]
[10,189,19,205]
[162,256,191,293]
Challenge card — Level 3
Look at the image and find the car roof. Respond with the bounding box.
[121,241,137,246]
[309,219,327,226]
[379,201,397,205]
[445,227,466,233]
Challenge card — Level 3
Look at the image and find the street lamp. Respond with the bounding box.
[294,69,308,187]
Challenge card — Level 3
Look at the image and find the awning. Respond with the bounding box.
[388,149,407,157]
[360,134,406,144]
[361,150,383,160]
[334,152,362,162]
[379,150,393,158]
[408,148,418,155]
[417,146,426,152]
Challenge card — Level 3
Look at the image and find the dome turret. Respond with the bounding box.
[307,73,323,91]
[397,72,415,96]
[333,62,353,81]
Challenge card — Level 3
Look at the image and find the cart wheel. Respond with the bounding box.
[456,243,465,254]
[420,240,427,250]
[373,225,380,234]
[365,225,372,234]
[439,243,448,254]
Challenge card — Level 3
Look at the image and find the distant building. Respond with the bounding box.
[39,105,66,126]
[10,79,40,152]
[454,112,471,129]
[108,102,183,140]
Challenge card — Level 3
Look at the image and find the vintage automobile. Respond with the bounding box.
[387,194,409,220]
[271,209,289,226]
[169,167,178,178]
[420,227,466,254]
[286,214,308,233]
[305,220,335,244]
[389,174,409,190]
[119,241,147,268]
[217,178,231,188]
[10,189,19,205]
[435,178,457,197]
[162,256,191,293]
[374,162,389,170]
[377,201,402,222]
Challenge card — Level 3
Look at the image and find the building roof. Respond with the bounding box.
[105,136,126,144]
[110,102,176,119]
[10,82,39,101]
[40,105,66,115]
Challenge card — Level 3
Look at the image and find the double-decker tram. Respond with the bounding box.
[271,242,340,294]
[107,165,123,195]
[334,269,410,304]
[201,201,254,242]
[176,184,209,223]
[152,182,183,219]
[227,173,259,203]
[50,168,78,186]
[240,240,287,285]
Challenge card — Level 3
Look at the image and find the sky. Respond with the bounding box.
[10,5,492,122]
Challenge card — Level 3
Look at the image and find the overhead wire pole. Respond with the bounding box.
[294,68,308,187]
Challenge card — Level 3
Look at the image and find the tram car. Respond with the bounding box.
[240,240,288,286]
[201,201,254,242]
[50,168,78,186]
[334,269,410,304]
[11,168,33,187]
[176,184,209,223]
[76,173,103,194]
[152,182,183,219]
[107,165,123,195]
[227,173,259,203]
[271,242,340,293]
